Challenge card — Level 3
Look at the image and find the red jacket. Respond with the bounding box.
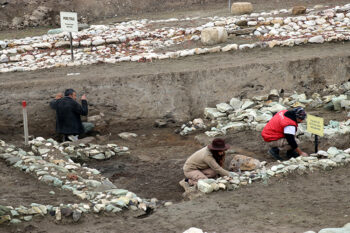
[261,110,298,142]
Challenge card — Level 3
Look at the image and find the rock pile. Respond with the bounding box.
[30,137,129,161]
[200,85,350,138]
[0,138,153,224]
[179,118,207,136]
[194,146,350,195]
[1,4,350,72]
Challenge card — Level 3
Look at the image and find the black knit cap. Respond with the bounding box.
[294,107,307,120]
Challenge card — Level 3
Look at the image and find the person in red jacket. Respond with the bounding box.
[261,107,308,160]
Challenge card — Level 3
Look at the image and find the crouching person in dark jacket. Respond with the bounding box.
[50,88,94,141]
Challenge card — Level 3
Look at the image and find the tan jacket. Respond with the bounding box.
[183,147,230,177]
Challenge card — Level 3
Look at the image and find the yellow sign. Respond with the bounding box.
[306,114,324,136]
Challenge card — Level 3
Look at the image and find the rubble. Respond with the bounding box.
[0,137,154,224]
[179,118,207,136]
[187,146,350,195]
[1,4,350,72]
[190,82,350,138]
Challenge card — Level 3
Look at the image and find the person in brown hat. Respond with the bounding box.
[182,138,235,186]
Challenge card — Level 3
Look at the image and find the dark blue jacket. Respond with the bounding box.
[50,97,88,135]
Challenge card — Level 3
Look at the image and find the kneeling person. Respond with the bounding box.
[183,138,235,186]
[261,107,308,160]
[50,88,94,141]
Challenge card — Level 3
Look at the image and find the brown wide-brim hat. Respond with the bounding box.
[208,138,230,151]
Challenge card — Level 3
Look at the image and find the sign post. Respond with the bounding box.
[229,0,231,12]
[306,114,324,153]
[22,101,29,146]
[60,12,78,61]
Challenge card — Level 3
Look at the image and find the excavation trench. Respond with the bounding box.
[1,43,350,203]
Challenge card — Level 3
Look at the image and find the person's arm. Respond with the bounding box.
[205,156,230,177]
[284,126,308,156]
[49,93,63,109]
[73,94,88,116]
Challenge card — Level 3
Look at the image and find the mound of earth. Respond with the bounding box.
[0,0,222,30]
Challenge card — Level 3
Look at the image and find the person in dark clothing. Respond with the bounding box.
[50,89,93,141]
[261,107,308,160]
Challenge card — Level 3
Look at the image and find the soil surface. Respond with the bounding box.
[1,0,350,232]
[0,161,81,207]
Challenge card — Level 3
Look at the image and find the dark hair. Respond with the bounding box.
[64,88,76,97]
[210,150,225,167]
[294,107,307,120]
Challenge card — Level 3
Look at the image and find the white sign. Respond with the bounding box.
[60,12,78,32]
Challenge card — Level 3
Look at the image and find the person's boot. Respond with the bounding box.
[268,147,283,160]
[286,149,299,159]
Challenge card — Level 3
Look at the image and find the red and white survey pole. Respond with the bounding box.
[22,100,29,145]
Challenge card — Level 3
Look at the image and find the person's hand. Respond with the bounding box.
[229,172,237,178]
[55,93,63,99]
[300,152,308,157]
[81,94,87,100]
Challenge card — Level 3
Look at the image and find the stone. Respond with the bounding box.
[118,132,138,140]
[10,210,19,217]
[23,216,32,221]
[201,27,228,46]
[340,100,350,110]
[109,189,129,196]
[48,28,63,34]
[292,6,307,15]
[193,118,206,129]
[216,103,233,113]
[61,208,73,217]
[231,28,255,35]
[0,54,8,63]
[231,2,253,15]
[332,95,347,111]
[0,41,7,49]
[221,122,246,134]
[92,153,105,160]
[0,205,10,216]
[0,215,11,224]
[154,119,167,128]
[221,44,238,52]
[241,100,255,110]
[319,222,350,233]
[327,147,340,156]
[229,98,242,110]
[255,112,272,122]
[38,148,50,155]
[164,202,173,207]
[229,155,261,171]
[308,35,325,44]
[86,180,102,188]
[204,108,226,119]
[264,104,286,113]
[66,173,78,181]
[32,42,52,49]
[10,219,21,224]
[317,150,329,157]
[55,208,61,221]
[197,179,214,193]
[72,210,82,222]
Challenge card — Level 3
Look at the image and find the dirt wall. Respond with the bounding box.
[0,44,350,136]
[0,0,224,29]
